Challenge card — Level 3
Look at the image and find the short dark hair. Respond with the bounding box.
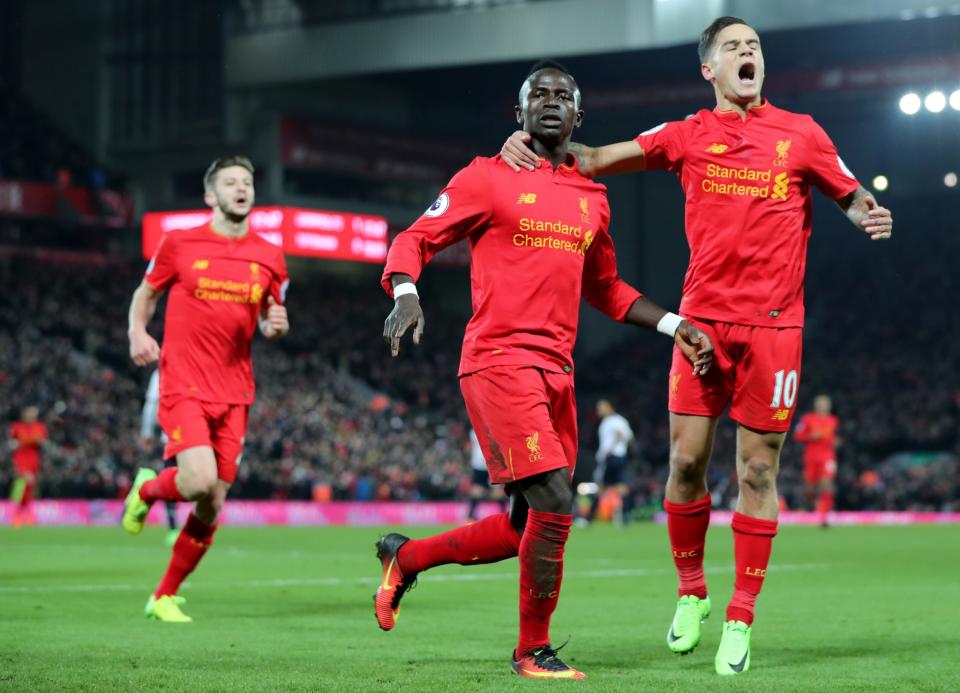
[203,155,254,191]
[698,16,751,63]
[526,59,573,80]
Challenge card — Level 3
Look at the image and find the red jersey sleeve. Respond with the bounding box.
[269,251,290,305]
[634,119,694,173]
[144,233,179,291]
[581,203,643,321]
[803,119,860,200]
[381,158,492,296]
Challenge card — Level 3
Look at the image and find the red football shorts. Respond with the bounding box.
[158,395,249,483]
[669,318,803,432]
[12,452,39,476]
[460,366,577,485]
[804,455,837,485]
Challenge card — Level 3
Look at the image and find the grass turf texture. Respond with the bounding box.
[1,524,956,692]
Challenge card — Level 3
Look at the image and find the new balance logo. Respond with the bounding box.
[192,259,209,270]
[516,193,537,204]
[705,143,729,154]
[771,409,790,421]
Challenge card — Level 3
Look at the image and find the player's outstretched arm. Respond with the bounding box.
[259,296,289,340]
[128,280,163,366]
[500,131,646,178]
[624,298,714,376]
[836,186,893,240]
[383,273,425,357]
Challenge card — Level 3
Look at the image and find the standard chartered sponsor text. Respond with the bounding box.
[702,163,783,199]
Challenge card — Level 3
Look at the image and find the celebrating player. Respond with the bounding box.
[123,155,289,622]
[8,405,48,527]
[375,61,713,680]
[501,17,893,675]
[794,394,839,527]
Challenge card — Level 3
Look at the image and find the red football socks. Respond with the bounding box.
[516,510,572,657]
[139,467,185,503]
[726,512,778,625]
[665,495,711,599]
[154,513,217,597]
[19,480,34,509]
[397,512,521,574]
[817,490,834,516]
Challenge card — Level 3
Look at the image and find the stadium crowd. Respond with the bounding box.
[1,197,957,512]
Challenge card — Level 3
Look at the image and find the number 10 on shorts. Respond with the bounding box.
[770,369,798,408]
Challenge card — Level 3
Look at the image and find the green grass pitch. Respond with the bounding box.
[1,523,957,691]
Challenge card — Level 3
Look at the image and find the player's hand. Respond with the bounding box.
[501,131,541,172]
[675,320,714,376]
[129,328,160,366]
[860,194,892,240]
[260,296,289,339]
[383,295,425,357]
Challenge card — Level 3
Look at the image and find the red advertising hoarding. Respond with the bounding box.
[142,206,388,263]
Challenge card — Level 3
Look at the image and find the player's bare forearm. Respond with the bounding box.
[128,280,163,366]
[836,186,893,240]
[390,273,415,289]
[624,298,714,375]
[585,140,648,178]
[127,280,161,336]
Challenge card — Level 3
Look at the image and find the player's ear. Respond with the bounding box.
[574,109,584,129]
[515,104,523,126]
[203,189,216,209]
[701,62,714,83]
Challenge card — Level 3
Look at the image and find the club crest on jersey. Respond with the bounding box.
[773,139,791,167]
[705,143,729,154]
[424,193,450,217]
[579,196,590,223]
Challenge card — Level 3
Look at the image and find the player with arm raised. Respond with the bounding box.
[122,156,289,623]
[794,394,839,527]
[501,15,893,676]
[373,60,713,681]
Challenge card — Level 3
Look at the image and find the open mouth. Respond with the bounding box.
[234,196,248,206]
[738,62,757,86]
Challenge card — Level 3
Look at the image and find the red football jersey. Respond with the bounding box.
[794,412,838,462]
[636,100,860,328]
[145,224,289,404]
[10,421,47,466]
[382,155,641,376]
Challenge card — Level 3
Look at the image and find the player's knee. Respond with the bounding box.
[669,448,705,484]
[740,456,776,493]
[179,468,218,499]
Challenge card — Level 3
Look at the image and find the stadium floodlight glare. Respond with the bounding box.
[899,92,921,114]
[924,91,946,113]
[945,172,958,188]
[950,90,960,111]
[872,175,889,192]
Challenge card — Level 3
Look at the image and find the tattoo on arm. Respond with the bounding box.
[836,185,871,225]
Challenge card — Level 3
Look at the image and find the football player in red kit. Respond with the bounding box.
[794,394,840,526]
[375,61,713,680]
